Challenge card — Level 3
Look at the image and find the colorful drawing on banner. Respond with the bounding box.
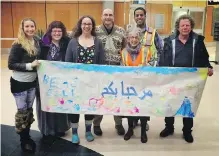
[37,60,208,117]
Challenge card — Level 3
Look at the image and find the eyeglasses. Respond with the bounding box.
[82,23,92,26]
[52,30,62,33]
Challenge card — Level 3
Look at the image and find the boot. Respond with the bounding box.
[160,127,174,137]
[141,131,148,143]
[93,126,102,136]
[115,125,125,135]
[19,128,36,153]
[124,128,134,141]
[141,121,148,143]
[183,130,194,143]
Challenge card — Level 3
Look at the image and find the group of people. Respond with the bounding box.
[8,7,213,153]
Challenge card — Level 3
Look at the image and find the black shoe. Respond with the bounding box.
[21,138,36,153]
[160,127,174,137]
[115,125,125,135]
[183,131,194,143]
[93,126,103,136]
[55,132,65,137]
[124,128,133,141]
[141,132,148,143]
[19,129,36,153]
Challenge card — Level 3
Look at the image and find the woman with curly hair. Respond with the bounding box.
[65,15,105,144]
[36,21,71,142]
[8,18,40,153]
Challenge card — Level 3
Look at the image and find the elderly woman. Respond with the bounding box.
[36,21,70,143]
[120,27,156,143]
[65,15,105,144]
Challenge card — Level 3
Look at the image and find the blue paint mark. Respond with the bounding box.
[139,90,153,100]
[175,98,194,117]
[43,74,49,84]
[73,104,80,111]
[67,100,73,103]
[62,90,68,97]
[88,107,96,111]
[50,77,58,88]
[50,61,198,75]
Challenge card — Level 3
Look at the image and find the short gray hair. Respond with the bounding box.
[126,26,141,39]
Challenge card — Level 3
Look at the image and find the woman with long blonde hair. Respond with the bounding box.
[8,18,40,153]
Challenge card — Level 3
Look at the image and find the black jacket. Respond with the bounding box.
[39,36,70,61]
[8,37,40,72]
[159,31,212,68]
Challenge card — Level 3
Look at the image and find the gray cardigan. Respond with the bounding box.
[65,37,105,64]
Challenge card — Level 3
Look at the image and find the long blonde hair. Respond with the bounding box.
[13,18,38,56]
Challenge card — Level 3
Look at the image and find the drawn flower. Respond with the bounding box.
[133,106,139,113]
[46,106,50,111]
[59,98,65,105]
[114,107,120,113]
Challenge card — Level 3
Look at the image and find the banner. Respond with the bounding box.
[37,60,208,117]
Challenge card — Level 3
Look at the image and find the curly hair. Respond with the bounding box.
[13,18,38,56]
[44,21,67,43]
[71,15,96,38]
[175,14,195,31]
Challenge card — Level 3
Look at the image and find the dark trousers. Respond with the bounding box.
[68,114,94,123]
[127,116,149,132]
[165,117,193,132]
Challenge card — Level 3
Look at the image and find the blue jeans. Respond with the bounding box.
[12,88,36,110]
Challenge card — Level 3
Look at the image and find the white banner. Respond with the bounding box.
[37,60,208,117]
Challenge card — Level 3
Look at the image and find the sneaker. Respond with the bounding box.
[85,132,94,142]
[160,127,174,137]
[93,126,102,136]
[124,128,134,141]
[72,134,80,144]
[115,125,125,135]
[183,132,194,143]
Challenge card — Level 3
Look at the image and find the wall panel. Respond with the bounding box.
[46,3,78,31]
[114,2,130,28]
[149,4,172,35]
[78,3,102,25]
[1,2,14,48]
[205,6,214,42]
[11,2,46,36]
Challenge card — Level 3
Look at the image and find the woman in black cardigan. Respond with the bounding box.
[8,18,40,153]
[36,21,71,143]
